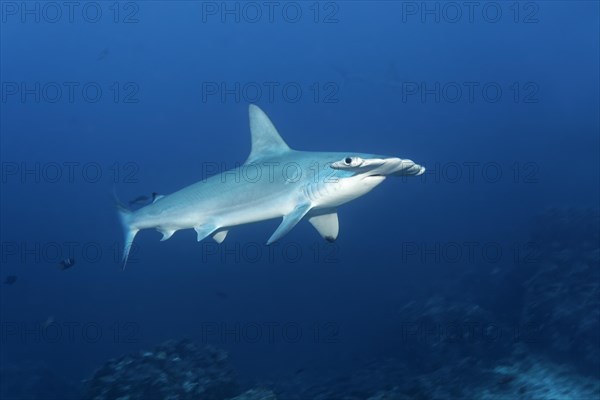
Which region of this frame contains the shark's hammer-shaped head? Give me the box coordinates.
[330,154,425,178]
[305,152,426,209]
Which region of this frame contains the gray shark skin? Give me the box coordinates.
[117,105,425,268]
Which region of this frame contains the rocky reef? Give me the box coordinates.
[82,339,279,400]
[83,339,239,400]
[229,388,277,400]
[522,208,600,373]
[393,295,515,372]
[355,355,600,400]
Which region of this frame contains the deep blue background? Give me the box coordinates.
[1,0,598,387]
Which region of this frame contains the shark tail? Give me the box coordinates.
[114,188,139,270]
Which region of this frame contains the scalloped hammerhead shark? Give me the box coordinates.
[117,105,425,268]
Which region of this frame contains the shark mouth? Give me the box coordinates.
[332,157,425,177]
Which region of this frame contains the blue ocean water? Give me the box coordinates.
[1,1,599,399]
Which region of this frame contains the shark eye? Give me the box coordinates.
[332,156,364,169]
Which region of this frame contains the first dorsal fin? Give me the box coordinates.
[246,104,290,163]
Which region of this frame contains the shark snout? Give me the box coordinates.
[330,156,425,177]
[370,157,426,177]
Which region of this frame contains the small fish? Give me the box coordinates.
[216,291,228,299]
[294,368,304,375]
[59,258,75,270]
[4,275,17,285]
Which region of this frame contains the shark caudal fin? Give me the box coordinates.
[114,189,139,269]
[117,207,139,269]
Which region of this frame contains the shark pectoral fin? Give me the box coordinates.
[212,230,228,243]
[158,228,177,241]
[308,209,339,242]
[194,225,217,242]
[267,203,312,245]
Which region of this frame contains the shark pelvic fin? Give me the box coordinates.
[267,203,312,245]
[308,209,339,242]
[159,228,176,241]
[247,104,291,162]
[194,225,217,242]
[212,230,228,243]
